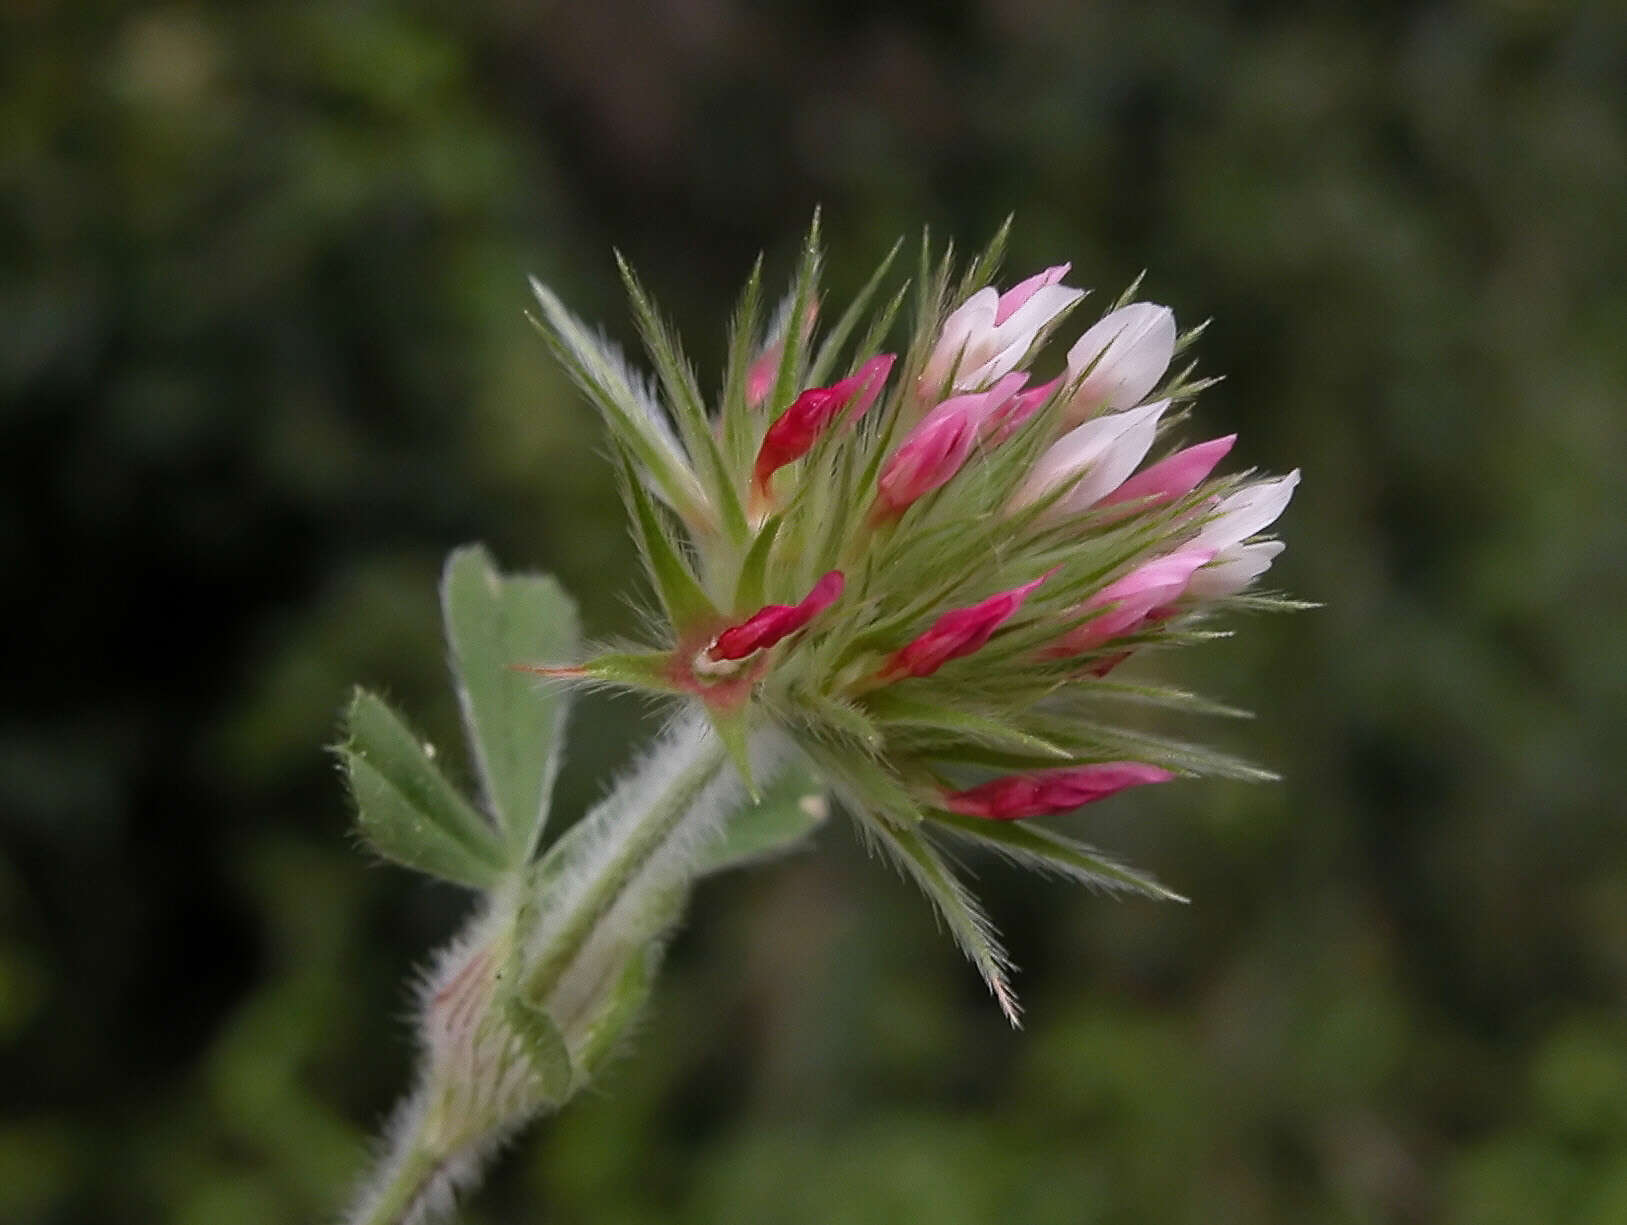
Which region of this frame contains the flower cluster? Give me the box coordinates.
[528,224,1299,1020]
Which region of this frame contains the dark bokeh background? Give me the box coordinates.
[5,2,1626,1222]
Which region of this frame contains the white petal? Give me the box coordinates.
[1066,302,1177,416]
[1016,400,1169,510]
[920,289,998,393]
[956,284,1084,389]
[1191,470,1301,553]
[1185,541,1286,598]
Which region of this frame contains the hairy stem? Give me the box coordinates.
[341,716,742,1225]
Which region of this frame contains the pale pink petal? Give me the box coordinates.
[1098,434,1236,509]
[993,263,1070,325]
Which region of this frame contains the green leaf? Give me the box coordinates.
[502,997,574,1104]
[616,447,721,633]
[859,813,1020,1026]
[341,690,507,888]
[697,765,828,874]
[930,811,1187,902]
[442,546,579,864]
[342,755,499,888]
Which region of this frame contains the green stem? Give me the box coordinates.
[523,721,729,1002]
[347,1111,439,1225]
[341,717,736,1225]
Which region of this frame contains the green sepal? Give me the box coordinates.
[441,545,579,864]
[526,278,710,528]
[720,253,766,470]
[768,211,823,416]
[501,997,575,1104]
[857,811,1019,1027]
[697,764,827,874]
[707,706,758,799]
[340,690,507,888]
[799,734,921,828]
[733,515,782,613]
[565,649,681,696]
[574,939,662,1081]
[791,688,884,752]
[863,692,1072,761]
[806,237,902,388]
[615,252,750,544]
[930,811,1187,902]
[616,447,721,633]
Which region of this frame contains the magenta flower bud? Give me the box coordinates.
[942,762,1175,820]
[705,570,845,664]
[1051,549,1213,655]
[984,376,1064,444]
[754,355,896,496]
[1097,434,1237,510]
[875,373,1029,517]
[920,266,1084,395]
[882,573,1048,680]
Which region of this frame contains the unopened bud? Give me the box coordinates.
[943,762,1174,820]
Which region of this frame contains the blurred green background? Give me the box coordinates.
[4,1,1626,1222]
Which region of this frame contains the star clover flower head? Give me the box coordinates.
[528,220,1303,1022]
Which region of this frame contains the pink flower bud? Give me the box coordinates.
[875,373,1029,517]
[705,570,845,663]
[753,355,896,495]
[1063,302,1177,424]
[881,573,1048,680]
[920,267,1084,395]
[1097,434,1236,510]
[984,376,1063,444]
[1051,549,1213,655]
[1015,400,1170,514]
[943,762,1175,820]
